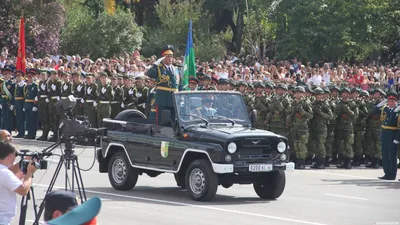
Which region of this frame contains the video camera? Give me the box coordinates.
[17,150,52,174]
[55,95,107,141]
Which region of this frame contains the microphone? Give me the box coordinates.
[173,63,183,68]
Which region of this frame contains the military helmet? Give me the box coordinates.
[253,82,265,88]
[373,88,385,96]
[351,87,360,93]
[359,90,369,97]
[313,87,324,95]
[323,87,331,94]
[340,87,351,94]
[294,86,306,93]
[276,83,288,90]
[330,85,340,92]
[238,80,248,87]
[264,81,274,89]
[288,84,295,91]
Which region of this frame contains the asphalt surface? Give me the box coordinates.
[9,135,400,225]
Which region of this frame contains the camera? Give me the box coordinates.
[17,150,50,174]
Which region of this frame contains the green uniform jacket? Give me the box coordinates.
[147,63,178,107]
[97,84,114,102]
[61,81,73,98]
[84,83,99,101]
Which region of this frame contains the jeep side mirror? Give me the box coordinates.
[249,110,258,127]
[161,109,172,126]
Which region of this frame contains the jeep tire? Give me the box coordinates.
[108,151,139,191]
[185,159,218,201]
[253,170,286,199]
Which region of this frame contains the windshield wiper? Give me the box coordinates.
[211,115,235,126]
[181,113,209,126]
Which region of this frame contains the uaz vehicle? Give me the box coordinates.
[97,91,294,201]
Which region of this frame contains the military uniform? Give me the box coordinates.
[352,90,369,166]
[111,78,124,119]
[37,71,50,141]
[72,75,85,116]
[60,74,73,101]
[24,69,39,139]
[146,45,178,124]
[1,68,15,133]
[374,92,399,180]
[47,74,63,141]
[97,75,114,128]
[335,88,359,169]
[13,71,26,138]
[135,85,149,115]
[123,84,137,109]
[266,84,291,139]
[83,76,99,128]
[147,87,156,119]
[286,86,313,169]
[309,88,333,169]
[253,82,268,129]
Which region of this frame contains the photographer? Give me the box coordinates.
[0,142,37,225]
[0,129,13,143]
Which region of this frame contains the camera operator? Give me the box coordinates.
[0,129,13,143]
[0,142,38,225]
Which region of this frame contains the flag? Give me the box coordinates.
[183,20,196,87]
[16,17,26,73]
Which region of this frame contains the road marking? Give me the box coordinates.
[325,193,369,201]
[34,184,326,225]
[301,170,376,179]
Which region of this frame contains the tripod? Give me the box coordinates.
[33,139,87,225]
[19,186,38,225]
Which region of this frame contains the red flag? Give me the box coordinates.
[16,17,26,73]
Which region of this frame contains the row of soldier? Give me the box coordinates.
[0,67,154,142]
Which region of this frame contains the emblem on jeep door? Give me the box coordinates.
[161,141,169,158]
[252,140,261,145]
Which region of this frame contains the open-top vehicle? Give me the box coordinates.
[97,91,294,201]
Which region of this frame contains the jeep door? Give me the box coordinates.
[148,125,179,170]
[125,122,150,166]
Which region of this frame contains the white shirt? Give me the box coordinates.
[323,72,330,85]
[0,164,22,225]
[312,75,322,86]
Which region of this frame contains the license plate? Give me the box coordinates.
[249,164,273,172]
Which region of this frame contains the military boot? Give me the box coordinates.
[366,158,380,169]
[295,159,306,169]
[311,157,325,169]
[344,158,352,169]
[325,156,331,167]
[361,155,369,165]
[305,157,313,166]
[336,158,348,169]
[351,156,361,167]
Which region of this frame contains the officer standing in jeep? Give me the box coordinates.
[146,45,179,123]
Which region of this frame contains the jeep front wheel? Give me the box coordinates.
[108,151,138,191]
[253,171,286,199]
[185,159,218,201]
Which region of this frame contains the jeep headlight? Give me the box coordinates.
[277,141,286,153]
[227,142,237,154]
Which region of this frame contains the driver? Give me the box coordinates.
[194,97,217,117]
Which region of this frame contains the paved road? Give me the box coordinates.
[9,138,400,225]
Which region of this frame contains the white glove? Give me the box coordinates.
[121,102,125,108]
[394,105,400,112]
[56,96,60,101]
[9,105,14,111]
[128,89,134,95]
[34,96,38,102]
[0,104,2,109]
[63,84,68,91]
[154,57,165,65]
[45,98,49,103]
[87,87,92,95]
[377,99,388,107]
[23,108,25,112]
[41,83,46,90]
[51,84,56,91]
[81,98,85,104]
[93,102,98,107]
[101,87,106,94]
[77,85,82,92]
[142,103,146,109]
[32,107,38,112]
[394,140,399,144]
[136,92,142,98]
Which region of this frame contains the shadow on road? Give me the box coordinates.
[82,186,273,206]
[321,179,400,190]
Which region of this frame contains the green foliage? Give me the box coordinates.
[61,5,143,59]
[141,0,228,60]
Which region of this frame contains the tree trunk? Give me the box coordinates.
[235,2,245,55]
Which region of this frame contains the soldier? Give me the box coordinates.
[122,76,137,109]
[266,84,291,138]
[47,70,63,142]
[82,73,98,128]
[1,67,15,133]
[110,76,123,119]
[135,76,148,114]
[60,72,73,100]
[198,75,216,91]
[71,72,85,116]
[184,77,198,91]
[374,92,399,180]
[24,69,39,139]
[309,87,333,169]
[328,85,341,165]
[253,82,268,129]
[146,45,179,124]
[336,88,359,169]
[365,89,385,168]
[238,81,254,113]
[36,70,50,141]
[13,70,26,138]
[147,78,157,119]
[96,72,114,128]
[352,89,369,166]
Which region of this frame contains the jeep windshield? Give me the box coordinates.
[174,91,251,127]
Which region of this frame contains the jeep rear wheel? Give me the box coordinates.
[108,151,138,191]
[253,171,286,199]
[185,159,218,201]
